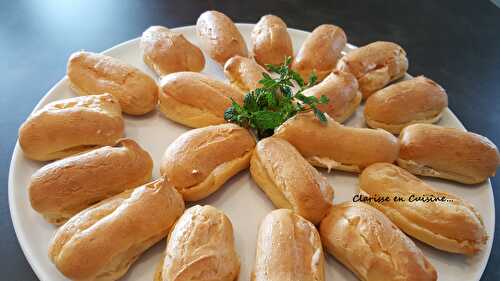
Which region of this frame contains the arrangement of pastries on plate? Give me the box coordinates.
[17,9,499,281]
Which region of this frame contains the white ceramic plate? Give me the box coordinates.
[9,24,495,281]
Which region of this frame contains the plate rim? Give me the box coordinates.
[8,23,495,281]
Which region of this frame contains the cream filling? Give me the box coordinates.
[307,156,361,173]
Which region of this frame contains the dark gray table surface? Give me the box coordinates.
[1,0,499,280]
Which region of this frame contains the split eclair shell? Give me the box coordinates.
[398,124,499,184]
[141,25,205,76]
[337,41,408,99]
[303,70,362,123]
[364,76,448,134]
[251,14,293,67]
[224,55,268,92]
[67,51,159,115]
[291,24,347,82]
[49,178,185,281]
[159,72,244,128]
[360,163,488,254]
[18,93,124,161]
[160,123,256,201]
[154,205,240,281]
[250,137,334,224]
[319,202,437,281]
[274,112,399,173]
[29,138,153,225]
[196,10,248,65]
[252,209,325,281]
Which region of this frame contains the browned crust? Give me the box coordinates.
[18,94,124,161]
[67,51,159,115]
[158,205,240,281]
[251,14,293,66]
[337,41,408,99]
[49,178,185,281]
[252,209,324,281]
[364,76,448,133]
[360,163,488,255]
[158,71,244,128]
[274,112,399,172]
[160,123,256,201]
[250,137,334,224]
[141,25,205,76]
[304,70,361,123]
[398,124,500,184]
[319,202,437,281]
[196,10,248,65]
[223,55,268,92]
[291,24,347,82]
[29,138,153,224]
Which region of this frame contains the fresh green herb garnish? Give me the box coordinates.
[224,56,329,139]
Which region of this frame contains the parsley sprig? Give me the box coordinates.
[224,56,329,139]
